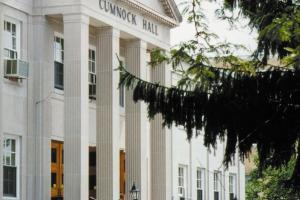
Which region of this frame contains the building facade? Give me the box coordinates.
[0,0,244,200]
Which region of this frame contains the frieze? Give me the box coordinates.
[99,0,159,36]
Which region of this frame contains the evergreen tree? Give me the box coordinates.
[119,0,300,189]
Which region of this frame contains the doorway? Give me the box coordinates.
[51,141,64,200]
[120,150,126,200]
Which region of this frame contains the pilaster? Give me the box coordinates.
[63,14,90,200]
[26,15,53,200]
[0,4,3,199]
[96,26,120,200]
[125,39,148,200]
[150,61,172,200]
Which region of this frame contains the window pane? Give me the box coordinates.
[12,24,16,35]
[11,140,15,152]
[197,190,203,200]
[3,166,17,197]
[6,139,11,149]
[51,148,57,163]
[54,62,64,90]
[7,22,11,32]
[51,173,57,188]
[214,192,219,200]
[10,51,16,59]
[12,37,16,50]
[92,50,95,60]
[89,151,96,167]
[6,155,10,166]
[11,153,15,166]
[89,175,96,190]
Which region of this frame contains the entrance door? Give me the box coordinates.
[51,141,64,199]
[120,150,126,200]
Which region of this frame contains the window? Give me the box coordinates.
[89,49,96,99]
[229,174,237,200]
[3,20,18,59]
[54,36,64,90]
[3,136,19,198]
[197,168,205,200]
[214,171,221,200]
[178,166,186,200]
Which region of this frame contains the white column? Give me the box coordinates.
[26,16,53,200]
[0,4,3,199]
[63,14,89,200]
[125,39,148,200]
[96,26,120,200]
[150,62,172,200]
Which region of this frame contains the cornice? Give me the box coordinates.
[119,0,180,27]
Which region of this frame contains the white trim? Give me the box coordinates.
[178,165,187,199]
[2,134,20,200]
[229,173,237,200]
[53,33,64,91]
[3,16,21,60]
[51,135,64,142]
[196,167,205,200]
[213,170,222,200]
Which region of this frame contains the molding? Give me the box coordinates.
[119,0,180,27]
[63,13,90,25]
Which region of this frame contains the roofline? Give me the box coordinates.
[168,0,183,23]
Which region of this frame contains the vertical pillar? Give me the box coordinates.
[96,27,120,200]
[150,62,172,200]
[125,39,148,200]
[0,4,3,199]
[63,14,89,200]
[26,16,53,200]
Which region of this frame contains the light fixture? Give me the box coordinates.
[130,182,140,200]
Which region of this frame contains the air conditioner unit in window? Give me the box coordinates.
[4,59,29,79]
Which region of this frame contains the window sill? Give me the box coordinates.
[54,88,64,95]
[120,106,125,116]
[3,196,19,200]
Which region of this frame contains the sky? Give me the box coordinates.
[171,0,258,55]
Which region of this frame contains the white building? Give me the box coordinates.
[0,0,244,200]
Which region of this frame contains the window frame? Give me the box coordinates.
[54,32,64,91]
[3,17,20,60]
[196,168,205,200]
[88,46,96,99]
[229,173,237,200]
[213,171,221,200]
[178,165,187,199]
[2,134,20,199]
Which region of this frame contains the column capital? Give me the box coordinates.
[96,26,120,38]
[63,13,89,25]
[125,39,147,50]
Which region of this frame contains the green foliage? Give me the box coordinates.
[224,0,300,64]
[119,0,300,190]
[246,158,300,200]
